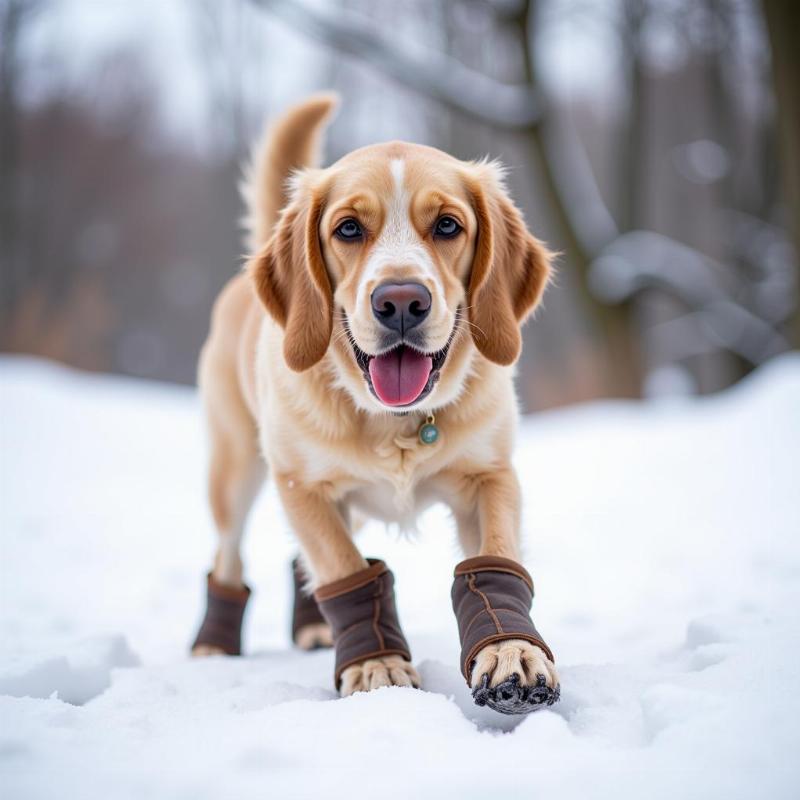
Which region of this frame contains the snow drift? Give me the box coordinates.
[1,354,799,799]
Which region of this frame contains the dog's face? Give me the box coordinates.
[251,142,551,413]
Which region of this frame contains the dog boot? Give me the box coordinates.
[291,556,333,649]
[452,555,559,714]
[191,573,250,656]
[314,559,412,690]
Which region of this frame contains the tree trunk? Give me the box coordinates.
[762,0,800,347]
[0,0,24,320]
[519,1,642,396]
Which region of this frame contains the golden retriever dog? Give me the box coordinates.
[192,93,558,710]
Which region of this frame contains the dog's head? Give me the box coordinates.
[250,142,552,412]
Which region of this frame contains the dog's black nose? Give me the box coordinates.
[371,283,431,332]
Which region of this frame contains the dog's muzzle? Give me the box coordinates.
[346,310,459,408]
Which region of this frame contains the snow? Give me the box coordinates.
[1,354,799,799]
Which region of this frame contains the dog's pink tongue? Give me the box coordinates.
[369,348,433,406]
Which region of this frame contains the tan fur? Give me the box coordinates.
[194,94,558,695]
[241,93,338,252]
[339,655,421,695]
[471,641,556,689]
[294,623,334,651]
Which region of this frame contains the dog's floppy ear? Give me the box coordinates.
[248,180,332,371]
[465,165,553,366]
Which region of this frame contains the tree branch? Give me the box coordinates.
[249,0,789,367]
[250,0,542,129]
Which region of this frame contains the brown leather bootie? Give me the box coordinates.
[314,559,412,690]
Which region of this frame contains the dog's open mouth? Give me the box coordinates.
[348,329,455,408]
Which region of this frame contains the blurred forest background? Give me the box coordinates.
[1,0,797,411]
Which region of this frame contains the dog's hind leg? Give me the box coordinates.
[191,431,263,657]
[206,424,264,591]
[191,440,263,657]
[191,290,265,656]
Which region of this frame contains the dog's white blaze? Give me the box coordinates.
[389,157,405,194]
[357,158,442,309]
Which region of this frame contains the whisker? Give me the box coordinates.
[458,319,487,339]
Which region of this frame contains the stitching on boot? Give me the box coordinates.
[335,621,370,647]
[461,606,527,641]
[451,558,554,683]
[335,619,371,642]
[467,573,504,633]
[453,556,534,592]
[316,561,412,689]
[372,576,385,650]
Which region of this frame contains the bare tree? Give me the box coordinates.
[249,0,794,397]
[0,0,41,319]
[251,0,642,394]
[762,0,800,345]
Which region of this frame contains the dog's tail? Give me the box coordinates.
[241,93,339,252]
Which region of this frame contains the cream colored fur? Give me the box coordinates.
[193,94,558,697]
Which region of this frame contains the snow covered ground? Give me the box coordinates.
[1,354,799,800]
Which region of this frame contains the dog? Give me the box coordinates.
[191,94,559,712]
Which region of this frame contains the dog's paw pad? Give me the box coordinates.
[526,673,560,707]
[472,671,560,715]
[469,640,560,715]
[472,673,491,707]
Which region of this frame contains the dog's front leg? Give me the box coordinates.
[453,467,560,714]
[276,474,420,695]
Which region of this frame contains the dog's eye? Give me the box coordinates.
[433,216,462,238]
[334,219,363,241]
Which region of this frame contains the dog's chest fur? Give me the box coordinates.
[257,319,514,526]
[305,413,448,517]
[348,418,444,518]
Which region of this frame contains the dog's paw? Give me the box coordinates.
[295,622,334,651]
[340,655,421,696]
[469,639,560,714]
[191,644,228,657]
